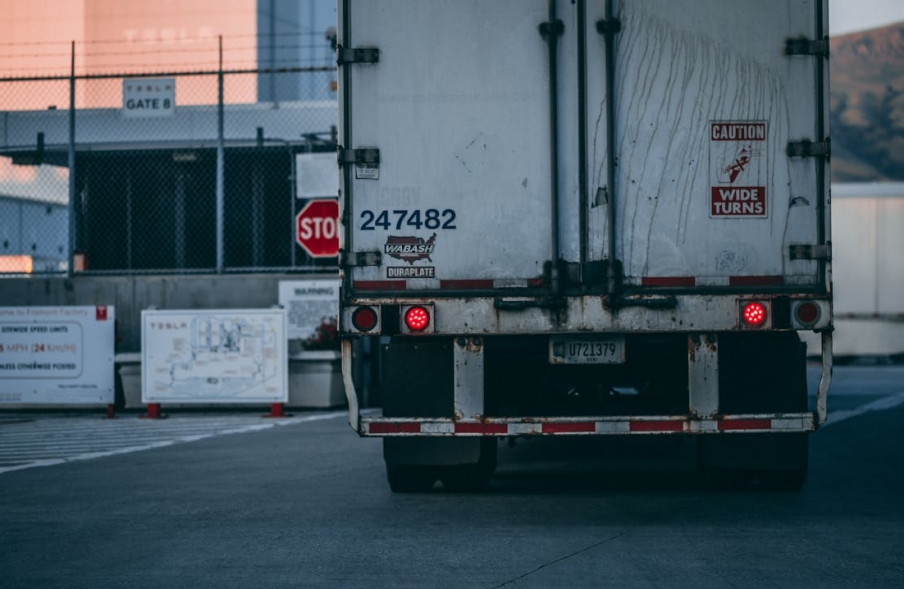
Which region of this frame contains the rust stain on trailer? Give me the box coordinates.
[688,333,717,362]
[455,336,483,353]
[687,334,698,362]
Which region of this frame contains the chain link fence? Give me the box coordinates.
[0,51,338,275]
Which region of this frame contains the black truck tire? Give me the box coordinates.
[699,432,809,491]
[700,332,810,491]
[386,464,439,493]
[383,437,490,493]
[439,439,498,492]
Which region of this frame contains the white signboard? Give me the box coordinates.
[296,153,339,199]
[142,309,287,404]
[0,306,115,404]
[122,78,175,119]
[278,279,340,341]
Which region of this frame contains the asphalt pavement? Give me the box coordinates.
[1,364,903,588]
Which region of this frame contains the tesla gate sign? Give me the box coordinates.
[296,199,339,258]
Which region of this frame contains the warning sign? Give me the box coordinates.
[709,122,767,218]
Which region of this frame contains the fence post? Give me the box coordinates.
[67,40,76,277]
[216,35,225,274]
[291,142,300,269]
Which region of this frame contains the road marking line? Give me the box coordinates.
[823,391,904,428]
[0,411,345,476]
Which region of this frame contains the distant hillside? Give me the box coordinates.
[831,22,904,182]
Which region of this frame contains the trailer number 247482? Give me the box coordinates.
[359,209,457,231]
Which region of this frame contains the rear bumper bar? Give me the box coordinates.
[359,413,816,436]
[342,331,833,436]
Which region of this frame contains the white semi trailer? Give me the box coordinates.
[337,0,833,492]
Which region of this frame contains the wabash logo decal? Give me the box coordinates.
[384,233,436,265]
[709,122,768,218]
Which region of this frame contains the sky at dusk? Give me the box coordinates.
[1,0,903,205]
[830,0,904,34]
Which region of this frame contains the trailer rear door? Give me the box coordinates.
[594,0,828,290]
[340,0,828,293]
[340,0,554,290]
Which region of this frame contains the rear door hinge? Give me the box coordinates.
[539,20,564,38]
[789,243,831,261]
[338,147,380,166]
[784,37,829,58]
[595,18,622,36]
[339,147,380,180]
[336,45,380,66]
[787,138,830,159]
[340,251,382,267]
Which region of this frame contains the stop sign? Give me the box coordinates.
[296,199,339,258]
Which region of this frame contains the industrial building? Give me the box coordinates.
[0,0,340,360]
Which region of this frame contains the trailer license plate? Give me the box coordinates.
[549,336,625,364]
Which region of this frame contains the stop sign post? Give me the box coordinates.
[296,199,339,258]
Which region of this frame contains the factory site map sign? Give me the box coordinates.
[142,309,287,404]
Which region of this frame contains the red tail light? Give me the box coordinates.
[351,306,378,332]
[404,306,430,332]
[742,301,767,327]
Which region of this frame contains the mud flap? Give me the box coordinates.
[700,331,810,489]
